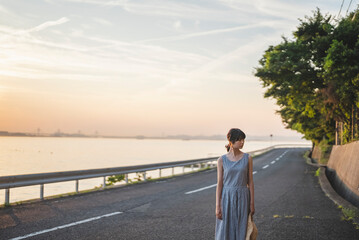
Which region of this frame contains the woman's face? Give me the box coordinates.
[232,139,245,149]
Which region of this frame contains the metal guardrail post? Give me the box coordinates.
[191,165,194,171]
[75,180,79,193]
[103,177,106,189]
[5,188,9,205]
[125,174,128,184]
[159,169,161,178]
[183,166,185,174]
[40,184,44,200]
[143,172,147,182]
[172,167,174,176]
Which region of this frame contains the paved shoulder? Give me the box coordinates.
[254,148,359,239]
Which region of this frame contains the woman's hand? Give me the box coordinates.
[250,204,255,217]
[216,205,222,220]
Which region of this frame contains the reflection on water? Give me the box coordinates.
[0,137,310,203]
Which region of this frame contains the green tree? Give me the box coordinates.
[255,9,334,144]
[322,11,359,142]
[255,8,359,145]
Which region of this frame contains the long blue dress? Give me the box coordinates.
[215,153,250,240]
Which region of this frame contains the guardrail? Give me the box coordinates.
[0,144,311,205]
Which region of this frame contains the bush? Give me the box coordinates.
[106,174,125,186]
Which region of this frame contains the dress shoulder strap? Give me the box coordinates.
[221,154,227,168]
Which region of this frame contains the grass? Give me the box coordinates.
[338,205,359,229]
[339,205,357,221]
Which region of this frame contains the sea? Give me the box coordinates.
[0,137,310,204]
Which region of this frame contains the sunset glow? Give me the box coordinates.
[0,0,344,137]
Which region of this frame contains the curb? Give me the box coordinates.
[317,167,354,209]
[303,151,359,225]
[318,167,359,225]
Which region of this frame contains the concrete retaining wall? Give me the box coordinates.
[311,144,331,163]
[311,146,322,161]
[327,141,359,207]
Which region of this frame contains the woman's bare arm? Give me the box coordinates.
[216,157,224,219]
[248,155,255,216]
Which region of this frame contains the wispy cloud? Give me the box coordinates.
[137,21,279,43]
[0,27,211,88]
[173,20,182,31]
[0,17,70,41]
[62,0,247,22]
[0,4,11,14]
[93,17,112,26]
[28,17,69,33]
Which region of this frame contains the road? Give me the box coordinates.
[1,148,358,239]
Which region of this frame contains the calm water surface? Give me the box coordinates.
[0,137,310,203]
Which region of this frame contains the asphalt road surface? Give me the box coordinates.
[1,148,358,239]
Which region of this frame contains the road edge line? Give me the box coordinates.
[9,212,123,240]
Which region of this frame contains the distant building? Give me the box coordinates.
[0,131,9,136]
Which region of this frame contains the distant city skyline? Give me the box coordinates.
[0,0,349,138]
[0,129,310,142]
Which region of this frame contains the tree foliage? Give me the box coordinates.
[255,8,359,145]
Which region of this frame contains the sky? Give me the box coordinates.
[0,0,355,138]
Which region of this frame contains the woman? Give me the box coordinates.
[215,128,255,240]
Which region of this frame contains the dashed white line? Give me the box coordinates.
[271,161,276,164]
[262,165,269,169]
[185,183,217,194]
[276,158,280,161]
[10,211,123,240]
[186,169,261,195]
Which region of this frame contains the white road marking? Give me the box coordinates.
[262,165,269,169]
[253,171,257,175]
[10,212,123,240]
[271,161,275,164]
[276,158,280,161]
[185,183,217,194]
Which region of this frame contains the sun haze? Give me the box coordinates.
[0,0,343,137]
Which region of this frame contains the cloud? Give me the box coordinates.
[173,20,181,30]
[93,17,112,26]
[0,4,11,14]
[137,21,280,43]
[0,27,211,87]
[220,0,305,21]
[62,0,244,22]
[149,34,276,97]
[218,0,259,13]
[28,17,70,33]
[0,17,70,42]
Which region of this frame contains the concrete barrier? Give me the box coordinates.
[326,141,359,207]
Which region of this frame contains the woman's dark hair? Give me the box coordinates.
[225,128,246,152]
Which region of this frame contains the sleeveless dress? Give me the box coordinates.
[215,153,250,240]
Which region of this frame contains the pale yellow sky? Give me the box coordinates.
[0,0,343,137]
